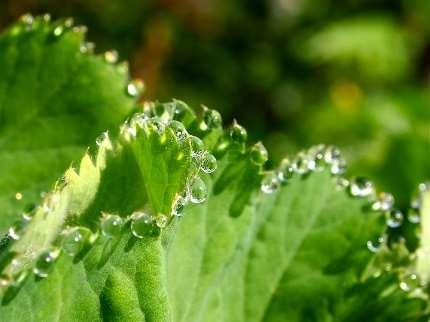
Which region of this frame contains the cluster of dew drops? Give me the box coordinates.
[0,101,223,290]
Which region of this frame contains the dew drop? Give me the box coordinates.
[367,236,385,252]
[127,79,144,97]
[277,158,294,183]
[130,112,149,128]
[399,273,420,292]
[408,208,420,224]
[386,210,404,228]
[172,99,188,121]
[187,176,208,204]
[80,42,95,54]
[172,196,187,217]
[95,131,110,147]
[104,50,118,64]
[250,142,268,166]
[15,192,22,200]
[155,214,168,228]
[371,192,394,212]
[120,122,137,141]
[293,152,310,175]
[20,14,34,29]
[202,107,222,130]
[33,248,60,278]
[61,227,94,256]
[324,146,342,163]
[0,274,12,289]
[130,212,161,238]
[190,135,205,155]
[42,14,51,23]
[147,118,165,135]
[199,152,217,174]
[349,177,374,198]
[261,172,280,194]
[53,25,64,37]
[100,213,124,238]
[169,120,188,141]
[229,120,247,144]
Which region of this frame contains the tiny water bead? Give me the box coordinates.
[277,158,294,183]
[187,176,208,204]
[386,210,404,228]
[202,107,222,130]
[100,213,124,237]
[120,122,137,141]
[80,42,95,54]
[61,227,94,256]
[33,249,60,278]
[127,79,145,97]
[172,196,187,217]
[229,120,247,144]
[130,212,161,238]
[95,131,110,147]
[199,152,217,174]
[371,192,394,212]
[349,177,374,198]
[155,214,168,228]
[399,273,421,292]
[104,50,119,64]
[169,120,188,142]
[408,208,420,224]
[250,142,268,166]
[293,152,310,175]
[20,13,34,26]
[367,236,385,253]
[261,172,280,194]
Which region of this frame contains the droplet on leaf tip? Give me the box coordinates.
[130,212,161,238]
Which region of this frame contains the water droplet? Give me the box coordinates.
[80,42,95,54]
[261,172,280,194]
[250,142,268,166]
[20,14,34,29]
[155,214,168,228]
[15,192,22,200]
[324,146,342,163]
[130,113,149,128]
[8,224,23,241]
[386,210,404,228]
[130,212,161,238]
[199,152,217,174]
[399,273,421,292]
[42,14,51,23]
[349,177,374,198]
[95,131,110,147]
[408,208,420,224]
[293,152,310,175]
[61,227,94,256]
[371,192,394,212]
[169,120,188,141]
[189,135,204,154]
[187,176,208,204]
[229,120,247,144]
[171,99,189,121]
[42,192,60,213]
[202,107,222,130]
[120,122,137,141]
[53,25,64,37]
[104,50,118,64]
[147,118,165,135]
[33,249,60,278]
[172,196,187,217]
[277,158,294,183]
[100,213,124,237]
[0,274,12,288]
[127,79,144,97]
[367,236,385,252]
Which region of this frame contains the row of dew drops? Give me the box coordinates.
[0,101,224,290]
[18,13,142,98]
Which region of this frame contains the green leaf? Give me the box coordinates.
[0,16,427,322]
[0,15,136,232]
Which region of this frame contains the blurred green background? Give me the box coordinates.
[0,0,429,208]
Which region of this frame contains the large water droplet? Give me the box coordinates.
[229,120,247,144]
[190,136,205,155]
[130,212,161,238]
[250,142,268,166]
[33,249,60,278]
[386,210,404,228]
[202,107,222,130]
[127,79,144,97]
[371,192,394,212]
[100,213,124,238]
[349,177,374,198]
[187,176,208,204]
[199,152,217,174]
[172,195,187,217]
[277,158,294,183]
[169,120,188,142]
[261,173,280,194]
[61,227,94,256]
[104,50,118,64]
[367,236,385,252]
